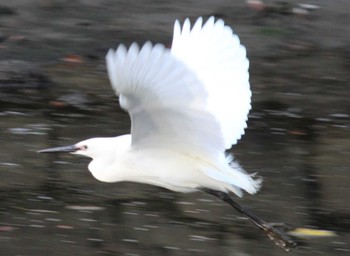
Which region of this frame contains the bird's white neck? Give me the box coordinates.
[85,134,132,182]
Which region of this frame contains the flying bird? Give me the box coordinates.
[39,16,296,250]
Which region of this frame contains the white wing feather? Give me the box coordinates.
[106,42,224,159]
[171,17,251,148]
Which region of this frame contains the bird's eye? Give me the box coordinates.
[80,145,88,150]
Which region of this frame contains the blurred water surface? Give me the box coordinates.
[1,0,350,255]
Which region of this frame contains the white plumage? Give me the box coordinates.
[43,16,261,197]
[103,16,260,196]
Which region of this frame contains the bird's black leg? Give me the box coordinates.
[199,187,297,251]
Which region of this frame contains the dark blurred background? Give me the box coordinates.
[0,0,349,255]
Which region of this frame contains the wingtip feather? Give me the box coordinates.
[192,16,203,32]
[182,18,191,35]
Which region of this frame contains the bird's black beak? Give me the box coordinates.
[38,145,79,154]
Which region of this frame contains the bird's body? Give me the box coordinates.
[83,135,257,195]
[67,16,261,197]
[39,16,296,250]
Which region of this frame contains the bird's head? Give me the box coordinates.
[39,135,131,159]
[39,135,131,183]
[38,137,118,159]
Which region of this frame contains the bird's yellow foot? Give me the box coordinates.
[260,222,297,251]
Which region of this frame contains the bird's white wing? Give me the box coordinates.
[171,17,251,148]
[106,42,224,159]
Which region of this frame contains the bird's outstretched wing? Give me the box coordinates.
[171,17,251,148]
[106,42,224,159]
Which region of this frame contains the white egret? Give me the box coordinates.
[39,16,296,250]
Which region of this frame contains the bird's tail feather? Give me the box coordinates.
[201,155,262,197]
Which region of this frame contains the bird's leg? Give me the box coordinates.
[199,188,297,251]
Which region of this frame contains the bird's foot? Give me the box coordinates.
[260,222,297,251]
